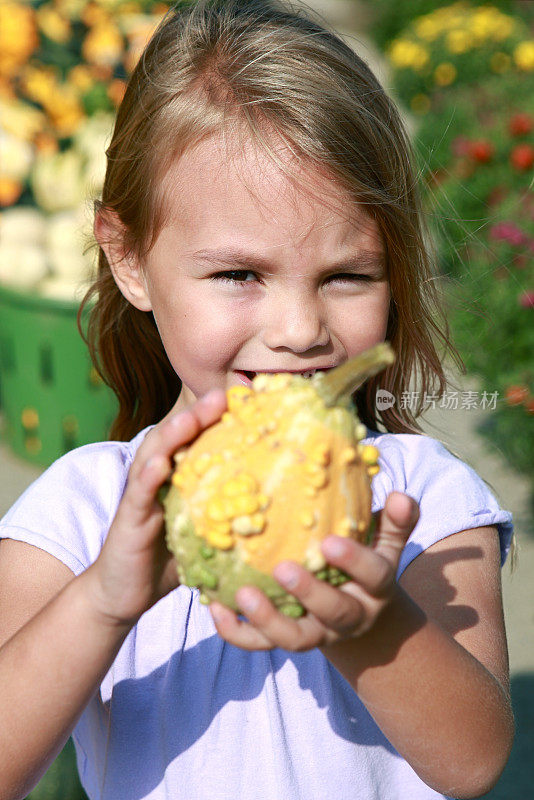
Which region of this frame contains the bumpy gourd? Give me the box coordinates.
[163,343,394,616]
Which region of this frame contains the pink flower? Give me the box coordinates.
[519,291,534,308]
[452,136,471,157]
[489,222,526,246]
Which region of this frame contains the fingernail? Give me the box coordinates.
[323,537,347,558]
[237,589,259,613]
[273,563,299,589]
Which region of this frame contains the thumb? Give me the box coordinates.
[372,492,419,568]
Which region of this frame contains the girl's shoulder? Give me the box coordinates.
[6,424,152,510]
[364,427,494,491]
[363,429,514,574]
[0,427,154,574]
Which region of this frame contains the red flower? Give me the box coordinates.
[511,144,534,171]
[519,290,534,308]
[469,140,494,163]
[509,113,534,137]
[505,385,529,405]
[525,398,534,415]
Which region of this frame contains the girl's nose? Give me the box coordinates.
[261,291,330,353]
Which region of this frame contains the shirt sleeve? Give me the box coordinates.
[0,440,134,576]
[364,432,514,579]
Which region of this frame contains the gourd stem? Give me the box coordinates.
[312,343,395,408]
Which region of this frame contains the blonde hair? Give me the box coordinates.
[81,0,462,440]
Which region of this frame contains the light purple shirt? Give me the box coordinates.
[0,428,513,800]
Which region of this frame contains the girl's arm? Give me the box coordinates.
[321,524,513,798]
[210,494,514,799]
[0,544,133,800]
[0,390,227,800]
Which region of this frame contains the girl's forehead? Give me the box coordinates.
[161,133,379,242]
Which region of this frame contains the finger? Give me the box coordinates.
[231,586,327,651]
[209,601,277,650]
[273,559,368,635]
[128,409,200,482]
[191,388,228,428]
[121,390,225,524]
[371,492,419,567]
[130,389,227,481]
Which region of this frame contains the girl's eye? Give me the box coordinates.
[329,273,373,283]
[210,270,257,284]
[209,270,374,286]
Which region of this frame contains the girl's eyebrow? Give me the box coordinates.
[191,247,385,273]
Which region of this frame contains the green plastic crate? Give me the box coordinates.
[0,284,118,467]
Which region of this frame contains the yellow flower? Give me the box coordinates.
[21,65,60,107]
[36,5,71,44]
[54,0,87,21]
[514,41,534,72]
[410,94,431,115]
[0,0,39,78]
[444,12,468,32]
[446,28,473,54]
[23,67,85,138]
[388,39,429,70]
[469,8,500,40]
[82,21,124,67]
[490,52,511,74]
[490,15,515,42]
[0,96,46,141]
[115,1,143,15]
[121,12,165,73]
[414,17,440,42]
[434,62,457,87]
[69,64,95,92]
[82,2,110,27]
[95,0,132,10]
[44,85,85,138]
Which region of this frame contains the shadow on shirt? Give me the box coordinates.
[78,541,485,798]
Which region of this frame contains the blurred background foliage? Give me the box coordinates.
[364,0,534,488]
[0,0,179,301]
[366,0,534,50]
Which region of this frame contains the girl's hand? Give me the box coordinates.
[86,389,228,629]
[209,491,420,650]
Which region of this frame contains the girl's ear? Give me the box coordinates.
[93,208,153,312]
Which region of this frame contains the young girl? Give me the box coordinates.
[0,1,514,798]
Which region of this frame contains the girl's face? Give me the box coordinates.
[115,135,390,410]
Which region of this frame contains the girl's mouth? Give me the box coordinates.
[234,368,332,387]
